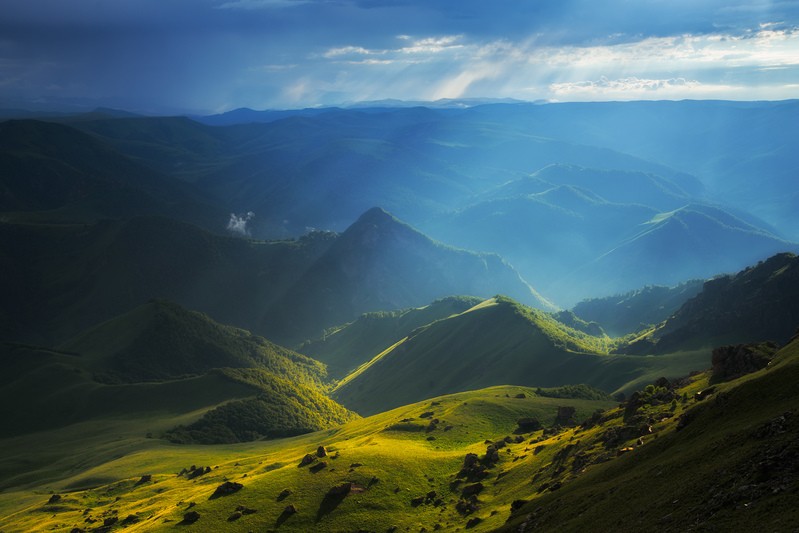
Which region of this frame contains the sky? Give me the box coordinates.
[1,0,798,113]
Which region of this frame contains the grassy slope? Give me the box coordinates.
[333,297,707,415]
[500,333,799,532]
[1,301,359,449]
[0,385,613,532]
[299,295,484,379]
[2,337,796,532]
[59,299,329,384]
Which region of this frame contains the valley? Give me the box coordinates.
[1,100,798,532]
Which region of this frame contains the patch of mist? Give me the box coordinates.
[227,211,254,236]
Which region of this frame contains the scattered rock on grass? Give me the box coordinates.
[210,481,243,498]
[461,483,484,497]
[327,482,352,497]
[182,510,200,524]
[310,461,328,473]
[466,517,483,528]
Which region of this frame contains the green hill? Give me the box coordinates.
[299,296,484,379]
[332,297,704,415]
[502,331,799,532]
[0,301,357,445]
[624,252,799,353]
[60,299,328,384]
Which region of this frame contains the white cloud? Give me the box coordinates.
[320,34,464,64]
[216,0,310,9]
[227,212,255,236]
[550,76,701,96]
[264,26,799,107]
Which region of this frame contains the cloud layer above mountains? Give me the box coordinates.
[1,0,798,112]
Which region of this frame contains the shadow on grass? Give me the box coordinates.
[315,491,348,522]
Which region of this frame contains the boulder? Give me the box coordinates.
[461,483,484,497]
[299,454,316,467]
[327,482,352,497]
[310,461,328,473]
[316,445,327,458]
[211,481,243,498]
[182,511,200,524]
[466,517,483,528]
[556,406,577,425]
[516,417,542,432]
[283,504,298,515]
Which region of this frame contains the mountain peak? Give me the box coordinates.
[353,206,398,226]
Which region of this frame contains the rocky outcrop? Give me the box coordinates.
[712,343,778,382]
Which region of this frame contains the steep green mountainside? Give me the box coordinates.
[502,332,799,532]
[625,252,799,354]
[332,297,703,415]
[263,208,553,344]
[299,296,484,379]
[571,280,704,336]
[0,120,224,229]
[59,299,328,383]
[0,300,357,445]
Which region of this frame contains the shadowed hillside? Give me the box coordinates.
[0,300,357,444]
[299,296,484,379]
[625,252,799,353]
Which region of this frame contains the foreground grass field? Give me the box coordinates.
[0,386,613,532]
[2,334,798,532]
